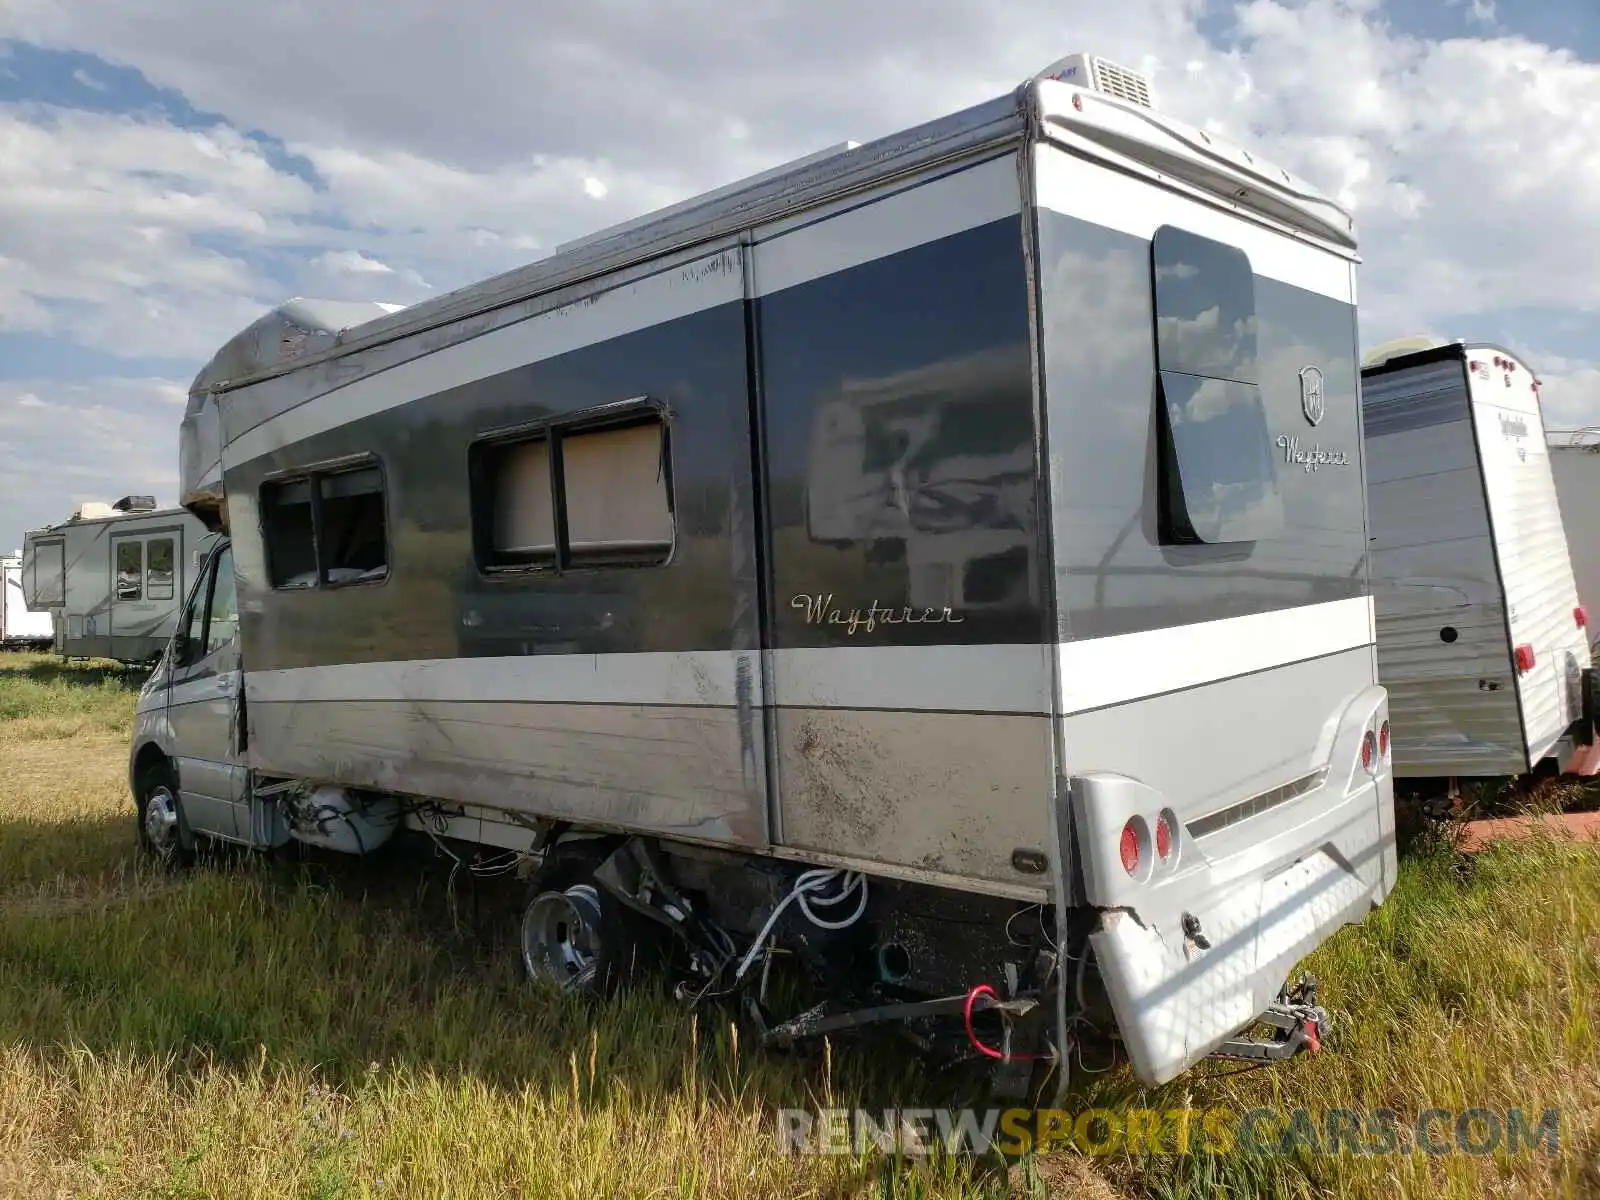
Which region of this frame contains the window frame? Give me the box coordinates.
[469,396,677,578]
[146,536,176,602]
[1148,222,1283,548]
[259,453,393,592]
[114,539,144,603]
[177,545,226,671]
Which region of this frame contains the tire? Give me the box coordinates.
[135,760,195,869]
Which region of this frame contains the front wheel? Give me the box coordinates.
[136,763,194,869]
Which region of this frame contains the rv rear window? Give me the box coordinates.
[1150,224,1284,545]
[473,409,673,573]
[262,462,390,589]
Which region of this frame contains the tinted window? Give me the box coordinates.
[263,478,317,587]
[147,537,175,601]
[1152,225,1258,383]
[262,464,388,588]
[115,541,143,601]
[318,467,389,583]
[1151,225,1282,546]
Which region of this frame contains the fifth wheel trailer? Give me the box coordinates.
[1360,339,1598,784]
[130,51,1396,1091]
[20,497,212,665]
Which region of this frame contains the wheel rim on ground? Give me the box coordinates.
[144,785,181,858]
[521,884,604,991]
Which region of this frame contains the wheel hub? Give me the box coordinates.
[521,884,604,991]
[144,787,179,854]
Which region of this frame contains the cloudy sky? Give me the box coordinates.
[2,0,1599,546]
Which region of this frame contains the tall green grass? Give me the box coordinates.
[0,653,1596,1197]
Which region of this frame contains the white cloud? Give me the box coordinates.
[1,0,1600,539]
[0,377,183,541]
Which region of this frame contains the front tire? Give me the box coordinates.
[136,762,195,869]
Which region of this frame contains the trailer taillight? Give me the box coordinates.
[1361,730,1376,771]
[1577,606,1589,630]
[1378,720,1390,758]
[1119,821,1140,875]
[1515,644,1536,673]
[1154,813,1173,861]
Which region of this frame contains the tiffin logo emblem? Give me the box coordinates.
[1299,365,1326,427]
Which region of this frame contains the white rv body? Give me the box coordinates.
[0,553,53,649]
[20,500,212,665]
[1361,341,1596,778]
[131,56,1395,1089]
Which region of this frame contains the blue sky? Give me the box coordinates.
[3,0,1600,545]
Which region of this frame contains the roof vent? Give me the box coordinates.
[111,495,157,513]
[1034,53,1155,109]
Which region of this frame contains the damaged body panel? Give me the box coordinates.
[131,56,1395,1090]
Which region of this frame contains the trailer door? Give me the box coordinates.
[109,527,184,656]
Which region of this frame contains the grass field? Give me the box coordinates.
[1,652,1598,1198]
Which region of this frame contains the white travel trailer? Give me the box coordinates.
[1548,428,1600,664]
[1,551,53,650]
[130,52,1396,1092]
[1361,339,1599,784]
[20,497,211,665]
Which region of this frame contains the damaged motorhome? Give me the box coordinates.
[131,52,1396,1091]
[1360,339,1600,787]
[21,497,211,664]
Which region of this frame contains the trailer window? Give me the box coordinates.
[1150,224,1283,545]
[318,467,389,584]
[475,410,673,572]
[147,537,175,601]
[262,464,389,589]
[115,541,143,601]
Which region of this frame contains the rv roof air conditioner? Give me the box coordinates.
[1361,335,1457,370]
[1033,52,1155,109]
[70,501,117,522]
[112,495,157,514]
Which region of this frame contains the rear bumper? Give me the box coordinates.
[1072,685,1396,1086]
[1088,776,1388,1084]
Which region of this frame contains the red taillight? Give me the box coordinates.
[1577,607,1589,630]
[1154,814,1173,861]
[1361,730,1376,770]
[1515,644,1536,673]
[1119,821,1140,875]
[1378,720,1390,757]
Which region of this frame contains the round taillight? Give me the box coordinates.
[1378,720,1390,757]
[1361,730,1376,770]
[1154,814,1173,861]
[1120,821,1140,875]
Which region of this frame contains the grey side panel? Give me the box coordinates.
[248,697,766,846]
[754,155,1055,888]
[1362,360,1524,776]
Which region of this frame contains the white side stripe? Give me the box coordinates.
[1056,595,1375,714]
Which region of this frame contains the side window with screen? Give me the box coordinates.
[115,541,143,601]
[472,407,674,573]
[1151,225,1284,545]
